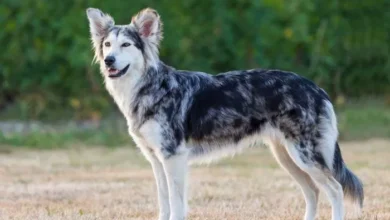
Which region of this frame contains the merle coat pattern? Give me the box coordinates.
[86,8,363,220]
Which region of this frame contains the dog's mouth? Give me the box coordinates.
[107,64,130,78]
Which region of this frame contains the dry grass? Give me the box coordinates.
[0,139,389,220]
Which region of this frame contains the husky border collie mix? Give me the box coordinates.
[86,8,363,220]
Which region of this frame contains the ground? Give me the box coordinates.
[0,139,389,220]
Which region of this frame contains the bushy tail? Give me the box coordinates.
[333,142,364,210]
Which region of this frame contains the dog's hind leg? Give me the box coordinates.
[285,142,344,220]
[270,142,319,220]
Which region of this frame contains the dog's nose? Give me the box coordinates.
[104,56,115,66]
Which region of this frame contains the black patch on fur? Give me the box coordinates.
[144,109,154,118]
[133,104,139,115]
[233,119,243,128]
[99,37,105,59]
[247,117,267,134]
[124,28,145,52]
[184,69,332,146]
[333,142,343,172]
[313,151,328,169]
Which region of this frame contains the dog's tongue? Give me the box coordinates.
[108,68,119,75]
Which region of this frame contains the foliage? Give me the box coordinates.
[0,0,389,119]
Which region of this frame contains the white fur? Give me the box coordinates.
[138,120,167,159]
[140,147,171,220]
[317,100,339,170]
[161,150,189,220]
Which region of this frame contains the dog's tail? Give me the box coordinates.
[332,142,364,211]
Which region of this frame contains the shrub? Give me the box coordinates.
[0,0,389,119]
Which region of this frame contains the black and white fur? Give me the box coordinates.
[86,8,363,220]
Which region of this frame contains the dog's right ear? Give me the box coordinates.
[86,8,114,38]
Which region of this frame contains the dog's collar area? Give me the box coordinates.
[108,64,130,78]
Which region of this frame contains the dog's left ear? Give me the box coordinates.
[131,8,163,46]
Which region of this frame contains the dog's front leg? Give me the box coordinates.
[161,151,189,220]
[140,148,171,220]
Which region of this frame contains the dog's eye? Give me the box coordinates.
[104,42,111,47]
[122,43,131,47]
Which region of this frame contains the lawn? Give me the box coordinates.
[0,139,389,220]
[1,99,390,148]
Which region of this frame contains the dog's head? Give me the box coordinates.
[86,8,163,79]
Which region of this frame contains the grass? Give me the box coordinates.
[0,119,131,148]
[0,139,389,219]
[336,99,390,140]
[0,129,131,148]
[1,99,389,148]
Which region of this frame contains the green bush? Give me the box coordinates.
[0,0,389,120]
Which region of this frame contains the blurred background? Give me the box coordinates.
[0,0,389,147]
[0,1,390,219]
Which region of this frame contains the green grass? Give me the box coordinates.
[0,127,131,149]
[336,99,390,140]
[0,99,389,148]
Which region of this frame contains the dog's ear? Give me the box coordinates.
[131,8,163,46]
[86,8,114,38]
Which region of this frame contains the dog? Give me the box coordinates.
[86,8,363,220]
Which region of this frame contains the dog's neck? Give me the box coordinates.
[103,61,170,130]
